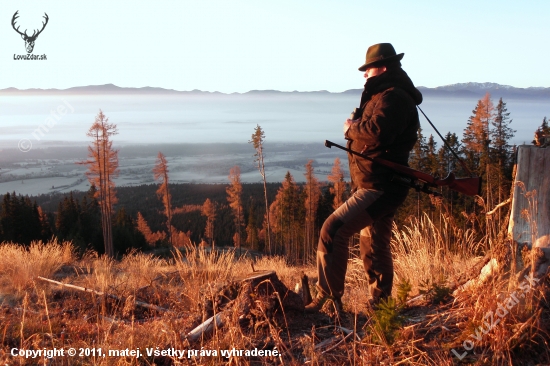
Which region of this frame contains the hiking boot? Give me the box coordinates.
[304,294,328,313]
[305,294,342,314]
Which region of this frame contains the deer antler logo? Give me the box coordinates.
[12,11,49,54]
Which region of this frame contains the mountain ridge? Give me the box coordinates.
[1,83,549,98]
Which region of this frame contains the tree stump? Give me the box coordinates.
[202,270,304,316]
[188,270,304,342]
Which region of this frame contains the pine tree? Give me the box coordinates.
[462,92,494,218]
[201,198,216,248]
[245,200,260,251]
[327,157,346,210]
[226,166,244,249]
[304,160,321,263]
[543,117,550,133]
[437,132,461,177]
[406,127,429,218]
[316,186,335,230]
[491,98,515,206]
[533,117,550,146]
[462,93,493,177]
[249,125,272,254]
[37,206,52,241]
[425,135,439,176]
[0,192,48,245]
[79,184,104,253]
[153,152,173,246]
[409,126,427,171]
[56,193,79,238]
[423,135,440,222]
[0,193,15,242]
[434,132,462,220]
[112,208,147,254]
[268,171,303,260]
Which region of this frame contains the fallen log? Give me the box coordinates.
[136,270,180,292]
[314,327,359,354]
[314,333,344,351]
[452,258,499,296]
[185,311,225,342]
[36,276,172,314]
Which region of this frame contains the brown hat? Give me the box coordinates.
[358,43,404,71]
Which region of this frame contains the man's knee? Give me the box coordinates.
[318,214,344,253]
[359,229,372,259]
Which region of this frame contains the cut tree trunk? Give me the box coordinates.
[508,145,550,274]
[454,146,550,295]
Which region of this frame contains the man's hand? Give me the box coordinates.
[343,118,359,135]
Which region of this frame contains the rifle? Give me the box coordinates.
[324,140,481,197]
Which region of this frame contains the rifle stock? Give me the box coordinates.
[445,177,481,197]
[325,140,481,196]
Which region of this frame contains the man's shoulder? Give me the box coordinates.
[379,85,411,97]
[375,86,416,105]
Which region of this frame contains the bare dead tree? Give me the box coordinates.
[249,125,272,254]
[78,110,118,257]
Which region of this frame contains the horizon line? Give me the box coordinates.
[1,82,549,95]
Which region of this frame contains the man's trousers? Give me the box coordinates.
[316,187,408,302]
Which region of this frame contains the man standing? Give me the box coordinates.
[305,43,422,312]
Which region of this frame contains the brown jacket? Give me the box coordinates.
[345,66,423,192]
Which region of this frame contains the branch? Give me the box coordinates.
[36,276,172,314]
[486,197,512,216]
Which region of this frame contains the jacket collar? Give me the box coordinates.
[359,67,423,107]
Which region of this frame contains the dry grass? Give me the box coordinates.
[0,239,74,294]
[1,211,549,365]
[391,213,483,295]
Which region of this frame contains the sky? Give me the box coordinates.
[2,0,550,93]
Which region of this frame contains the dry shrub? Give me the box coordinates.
[0,239,74,293]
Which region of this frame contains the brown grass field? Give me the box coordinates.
[1,214,549,365]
